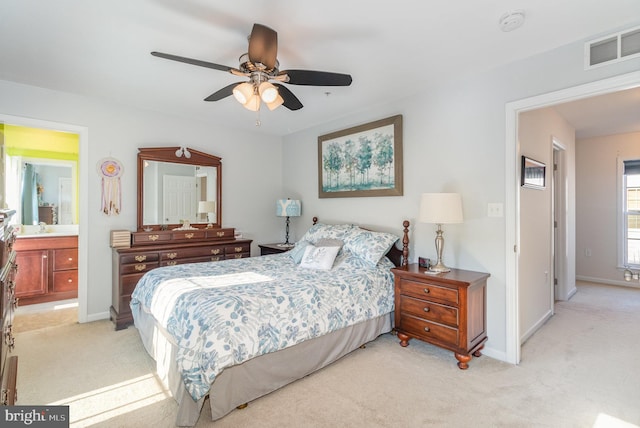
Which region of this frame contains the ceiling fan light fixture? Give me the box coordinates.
[233,82,254,105]
[242,93,261,111]
[266,94,284,111]
[259,81,278,103]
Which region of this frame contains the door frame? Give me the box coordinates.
[505,70,640,364]
[0,113,89,323]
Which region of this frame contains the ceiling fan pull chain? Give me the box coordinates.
[255,107,261,127]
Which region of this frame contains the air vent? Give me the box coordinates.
[585,25,640,69]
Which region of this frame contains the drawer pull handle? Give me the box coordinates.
[211,257,221,261]
[148,234,159,241]
[234,247,243,252]
[167,252,177,259]
[424,327,430,333]
[234,254,243,259]
[185,233,194,239]
[68,257,73,261]
[216,231,225,237]
[423,288,430,294]
[167,261,177,266]
[68,278,73,283]
[211,249,221,255]
[423,307,430,313]
[134,255,147,262]
[134,264,146,271]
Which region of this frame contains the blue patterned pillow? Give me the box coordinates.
[344,228,399,267]
[289,240,312,263]
[298,223,356,244]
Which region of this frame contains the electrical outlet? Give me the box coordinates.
[585,248,592,257]
[487,203,504,218]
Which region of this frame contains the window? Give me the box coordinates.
[623,160,640,267]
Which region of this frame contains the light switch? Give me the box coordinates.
[488,203,504,218]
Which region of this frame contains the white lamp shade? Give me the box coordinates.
[276,199,301,217]
[419,193,463,224]
[198,200,216,214]
[232,82,254,105]
[266,94,284,111]
[242,93,261,111]
[259,81,278,103]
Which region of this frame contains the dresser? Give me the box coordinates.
[0,210,18,405]
[391,264,489,369]
[111,228,252,330]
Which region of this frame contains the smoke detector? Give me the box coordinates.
[499,10,525,32]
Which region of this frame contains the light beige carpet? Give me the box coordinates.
[13,282,640,427]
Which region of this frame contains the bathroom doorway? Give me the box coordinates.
[1,115,88,323]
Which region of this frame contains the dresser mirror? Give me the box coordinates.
[137,147,222,231]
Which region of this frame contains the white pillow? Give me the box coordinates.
[299,245,341,270]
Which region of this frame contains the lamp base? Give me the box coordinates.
[277,243,295,248]
[428,262,451,273]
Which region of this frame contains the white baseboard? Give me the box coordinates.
[84,311,110,323]
[481,345,508,364]
[576,275,640,289]
[520,309,553,345]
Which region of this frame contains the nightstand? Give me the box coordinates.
[391,264,489,369]
[258,243,292,256]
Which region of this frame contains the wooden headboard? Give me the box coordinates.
[312,217,409,268]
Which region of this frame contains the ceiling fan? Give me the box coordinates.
[151,23,353,112]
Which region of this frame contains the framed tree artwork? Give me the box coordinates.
[317,114,403,198]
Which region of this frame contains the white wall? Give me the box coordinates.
[576,132,640,286]
[282,25,640,359]
[0,79,283,321]
[518,107,576,342]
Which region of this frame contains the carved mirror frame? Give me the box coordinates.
[137,147,222,231]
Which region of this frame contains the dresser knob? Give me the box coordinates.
[423,288,430,294]
[423,307,430,312]
[424,327,430,333]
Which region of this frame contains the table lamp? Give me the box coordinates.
[276,199,301,247]
[418,193,463,272]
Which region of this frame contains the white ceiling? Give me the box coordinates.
[1,0,639,137]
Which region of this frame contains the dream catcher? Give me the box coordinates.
[97,157,123,216]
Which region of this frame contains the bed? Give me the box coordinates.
[130,219,409,426]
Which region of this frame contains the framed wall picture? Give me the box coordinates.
[317,115,403,198]
[521,156,546,189]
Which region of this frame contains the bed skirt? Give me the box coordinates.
[133,305,392,427]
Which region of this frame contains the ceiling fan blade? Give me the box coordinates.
[204,82,243,102]
[247,23,278,70]
[151,51,234,73]
[274,83,303,110]
[280,69,352,86]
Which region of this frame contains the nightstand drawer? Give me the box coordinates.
[399,295,458,327]
[400,314,459,345]
[399,278,459,305]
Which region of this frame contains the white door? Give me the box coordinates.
[58,177,73,224]
[162,175,197,224]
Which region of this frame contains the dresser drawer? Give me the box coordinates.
[225,243,250,255]
[160,246,224,260]
[398,278,459,306]
[400,313,459,346]
[399,295,459,327]
[121,261,159,275]
[53,248,78,270]
[120,252,159,264]
[132,232,172,245]
[121,273,145,296]
[53,270,78,292]
[173,230,207,241]
[206,228,235,240]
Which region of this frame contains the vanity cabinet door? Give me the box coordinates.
[14,249,48,298]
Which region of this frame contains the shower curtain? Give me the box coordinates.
[21,163,39,225]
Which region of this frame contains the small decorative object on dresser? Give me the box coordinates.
[0,209,18,405]
[391,264,489,369]
[258,243,290,256]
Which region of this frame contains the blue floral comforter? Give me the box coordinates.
[130,251,395,401]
